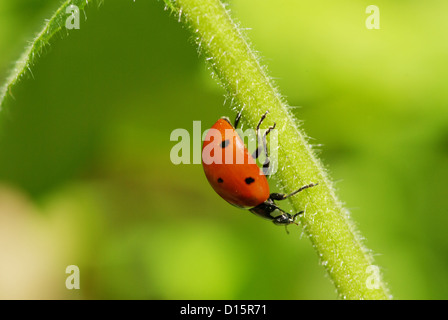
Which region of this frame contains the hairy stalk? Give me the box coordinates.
[0,0,94,112]
[164,0,391,299]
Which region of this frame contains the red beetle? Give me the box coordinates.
[202,111,317,230]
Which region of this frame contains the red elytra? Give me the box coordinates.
[202,117,270,208]
[202,111,317,230]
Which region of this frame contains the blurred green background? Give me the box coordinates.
[0,0,447,299]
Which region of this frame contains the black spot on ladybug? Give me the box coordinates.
[217,178,224,183]
[221,139,230,148]
[245,177,255,185]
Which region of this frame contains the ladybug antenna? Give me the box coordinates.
[284,216,300,235]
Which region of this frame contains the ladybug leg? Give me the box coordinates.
[252,112,276,175]
[252,111,269,159]
[269,183,318,201]
[260,123,276,175]
[270,205,302,234]
[283,211,304,234]
[234,110,243,129]
[249,199,278,220]
[252,122,276,159]
[250,200,301,227]
[252,111,269,160]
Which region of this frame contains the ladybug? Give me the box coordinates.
[202,110,317,231]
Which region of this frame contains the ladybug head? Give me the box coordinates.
[272,213,299,226]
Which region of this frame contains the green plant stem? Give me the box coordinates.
[164,0,391,299]
[0,0,93,112]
